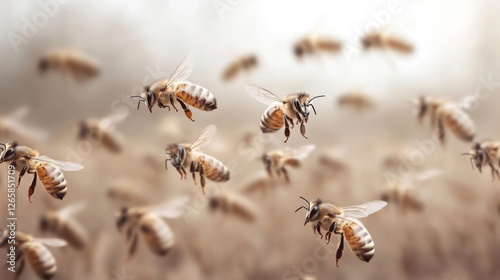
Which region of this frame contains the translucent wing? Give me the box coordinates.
[190,125,216,151]
[99,110,129,130]
[163,53,194,88]
[245,84,286,106]
[34,238,68,247]
[151,196,190,219]
[33,156,84,171]
[3,107,49,141]
[343,200,387,219]
[57,202,86,219]
[285,144,316,161]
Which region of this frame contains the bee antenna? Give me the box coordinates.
[307,95,325,105]
[130,96,144,110]
[296,196,311,212]
[308,103,318,115]
[295,206,309,213]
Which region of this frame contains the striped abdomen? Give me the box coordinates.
[199,154,230,182]
[439,105,475,142]
[23,242,57,280]
[174,82,217,111]
[343,221,375,263]
[36,163,67,200]
[140,214,174,256]
[260,105,284,133]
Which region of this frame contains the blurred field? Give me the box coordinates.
[1,0,500,280]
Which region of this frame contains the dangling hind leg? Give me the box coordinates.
[27,171,37,203]
[300,121,308,139]
[335,233,344,267]
[177,98,195,122]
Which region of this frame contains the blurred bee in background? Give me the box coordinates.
[116,196,189,258]
[0,229,67,280]
[107,178,152,207]
[38,48,100,81]
[239,171,281,195]
[414,96,476,144]
[165,125,230,194]
[39,202,89,250]
[245,85,325,143]
[462,141,500,180]
[337,92,375,113]
[261,144,315,183]
[208,191,259,223]
[381,169,442,213]
[0,107,48,143]
[0,142,83,202]
[78,110,128,153]
[222,54,258,81]
[296,197,387,267]
[293,35,342,59]
[131,54,217,120]
[361,31,413,54]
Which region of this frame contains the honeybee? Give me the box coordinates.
[38,48,100,81]
[337,92,375,112]
[0,107,48,142]
[361,32,413,54]
[294,35,342,59]
[222,54,258,81]
[414,96,475,144]
[0,229,67,280]
[116,196,189,258]
[39,202,89,250]
[107,178,152,207]
[78,110,128,153]
[131,54,217,121]
[462,141,500,180]
[0,142,83,202]
[245,85,325,142]
[208,191,259,223]
[165,125,230,194]
[262,144,315,183]
[295,197,387,267]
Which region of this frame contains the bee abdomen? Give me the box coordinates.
[37,164,67,200]
[176,82,217,111]
[141,216,174,256]
[200,155,230,182]
[25,243,57,280]
[343,222,375,263]
[60,220,88,250]
[260,105,284,133]
[385,37,413,53]
[440,105,475,142]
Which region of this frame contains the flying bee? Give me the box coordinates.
[414,96,476,144]
[245,85,325,143]
[262,144,315,183]
[222,54,258,81]
[107,178,152,207]
[293,35,342,59]
[0,142,83,203]
[116,196,189,258]
[337,92,375,113]
[78,110,128,153]
[0,107,49,142]
[0,229,67,280]
[462,141,500,181]
[131,54,217,121]
[361,32,413,54]
[165,125,230,194]
[38,48,100,81]
[39,202,89,250]
[208,191,259,223]
[295,197,387,267]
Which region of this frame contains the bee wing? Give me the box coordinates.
[190,125,216,151]
[34,238,68,247]
[164,53,194,87]
[99,110,129,130]
[245,84,286,106]
[32,156,84,171]
[285,144,316,161]
[3,107,49,141]
[151,196,190,219]
[57,202,86,219]
[343,201,387,219]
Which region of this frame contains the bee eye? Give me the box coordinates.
[310,206,319,218]
[3,148,14,159]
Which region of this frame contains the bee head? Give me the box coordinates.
[295,196,322,226]
[165,145,185,170]
[415,96,428,123]
[38,58,49,72]
[294,44,304,58]
[462,143,485,172]
[78,121,90,139]
[0,142,18,164]
[130,86,153,112]
[39,215,50,232]
[294,94,325,122]
[208,196,219,210]
[361,36,372,49]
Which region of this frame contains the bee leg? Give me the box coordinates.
[158,100,171,111]
[177,98,195,122]
[281,167,290,184]
[190,161,197,185]
[17,165,27,188]
[437,118,446,145]
[15,258,24,280]
[325,221,336,245]
[287,115,295,129]
[283,116,291,143]
[335,233,344,268]
[488,162,500,181]
[314,221,323,239]
[199,163,206,194]
[128,232,139,259]
[27,171,37,203]
[169,94,179,112]
[300,122,308,139]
